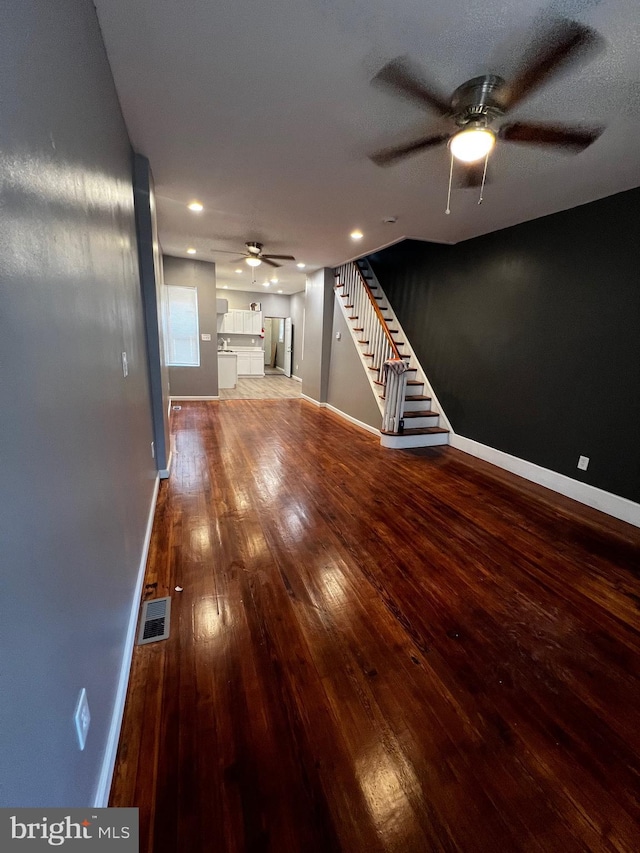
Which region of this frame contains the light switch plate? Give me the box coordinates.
[121,351,128,378]
[201,333,211,341]
[577,455,589,471]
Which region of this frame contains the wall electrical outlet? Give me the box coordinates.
[577,455,589,471]
[74,688,91,751]
[121,351,128,378]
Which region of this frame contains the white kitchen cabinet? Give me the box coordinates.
[235,350,265,376]
[222,309,262,335]
[218,353,237,389]
[236,353,252,375]
[249,353,264,376]
[250,312,262,334]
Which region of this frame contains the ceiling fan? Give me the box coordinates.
[211,241,296,268]
[368,19,605,199]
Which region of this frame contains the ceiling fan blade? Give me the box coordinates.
[262,254,296,261]
[369,132,450,166]
[499,121,603,151]
[210,248,248,254]
[496,19,603,112]
[372,57,451,116]
[260,257,281,268]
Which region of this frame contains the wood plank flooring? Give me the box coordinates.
[111,400,640,853]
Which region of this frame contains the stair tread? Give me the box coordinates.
[381,426,449,436]
[403,410,438,418]
[379,394,431,401]
[407,380,423,386]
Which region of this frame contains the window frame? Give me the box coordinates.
[164,284,200,368]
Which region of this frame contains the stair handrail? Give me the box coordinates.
[352,264,402,360]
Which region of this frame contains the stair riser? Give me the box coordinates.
[403,414,440,428]
[380,432,449,449]
[403,398,432,412]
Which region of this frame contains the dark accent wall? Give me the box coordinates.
[369,188,640,504]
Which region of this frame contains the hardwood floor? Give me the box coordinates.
[219,375,301,399]
[111,400,640,852]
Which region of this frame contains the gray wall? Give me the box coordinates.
[302,269,334,403]
[133,154,171,474]
[327,298,382,429]
[165,256,218,397]
[221,288,292,317]
[290,291,305,379]
[0,0,156,806]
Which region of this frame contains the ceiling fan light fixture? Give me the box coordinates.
[246,256,262,267]
[450,127,495,163]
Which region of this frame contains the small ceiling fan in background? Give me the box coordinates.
[368,18,605,206]
[210,241,296,268]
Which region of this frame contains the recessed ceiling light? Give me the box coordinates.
[270,277,278,284]
[262,282,270,287]
[187,201,204,212]
[296,262,306,269]
[235,268,243,274]
[186,247,196,255]
[277,290,283,294]
[222,285,228,289]
[350,230,363,240]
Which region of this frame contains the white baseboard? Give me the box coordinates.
[325,403,380,437]
[300,395,380,437]
[170,395,220,401]
[451,434,640,529]
[301,393,324,407]
[291,374,302,383]
[93,474,160,807]
[159,450,172,480]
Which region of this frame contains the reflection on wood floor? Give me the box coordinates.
[220,375,301,400]
[111,400,640,853]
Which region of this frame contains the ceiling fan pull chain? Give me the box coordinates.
[478,153,489,205]
[445,151,454,215]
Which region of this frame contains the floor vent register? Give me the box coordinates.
[137,596,171,645]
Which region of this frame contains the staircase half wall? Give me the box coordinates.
[326,296,383,430]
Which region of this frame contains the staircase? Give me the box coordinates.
[333,260,449,449]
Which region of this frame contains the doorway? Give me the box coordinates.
[264,316,292,377]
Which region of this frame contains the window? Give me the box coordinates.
[165,285,200,367]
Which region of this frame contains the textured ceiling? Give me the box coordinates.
[94,0,640,293]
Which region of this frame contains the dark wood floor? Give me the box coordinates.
[111,400,640,853]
